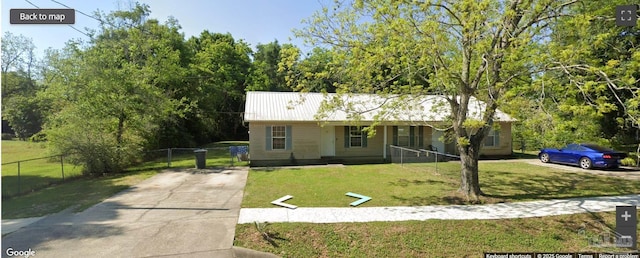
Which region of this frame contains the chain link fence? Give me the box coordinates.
[1,155,83,198]
[141,146,250,169]
[389,145,460,172]
[2,145,250,199]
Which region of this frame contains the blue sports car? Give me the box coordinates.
[538,143,627,169]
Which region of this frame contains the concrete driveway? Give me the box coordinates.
[2,167,249,258]
[524,160,640,180]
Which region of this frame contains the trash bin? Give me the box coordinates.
[194,149,207,169]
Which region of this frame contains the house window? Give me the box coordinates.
[272,125,286,150]
[397,126,410,147]
[350,126,364,147]
[484,129,500,147]
[393,126,423,147]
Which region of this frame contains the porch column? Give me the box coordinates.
[383,125,387,159]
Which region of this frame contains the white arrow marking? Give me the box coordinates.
[271,195,297,209]
[346,192,372,206]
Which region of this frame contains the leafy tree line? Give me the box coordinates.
[1,3,334,174]
[1,32,42,140]
[501,0,640,152]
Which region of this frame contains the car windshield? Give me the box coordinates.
[581,144,614,152]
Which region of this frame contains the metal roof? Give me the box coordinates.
[243,91,516,123]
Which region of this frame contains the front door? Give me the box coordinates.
[431,130,445,153]
[320,126,335,156]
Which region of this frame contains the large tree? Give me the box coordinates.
[1,32,44,139]
[247,40,292,91]
[182,31,252,144]
[500,1,640,152]
[543,1,640,148]
[280,46,340,93]
[297,0,579,200]
[42,4,188,174]
[1,32,37,76]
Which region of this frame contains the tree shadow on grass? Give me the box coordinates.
[391,194,468,205]
[606,166,640,172]
[1,175,86,200]
[388,178,449,187]
[481,171,640,201]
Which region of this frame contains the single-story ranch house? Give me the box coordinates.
[243,91,516,166]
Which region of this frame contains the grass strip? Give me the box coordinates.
[234,211,639,257]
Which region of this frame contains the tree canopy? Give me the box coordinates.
[294,0,599,200]
[1,32,43,140]
[41,4,189,173]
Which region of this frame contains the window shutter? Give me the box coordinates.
[362,127,368,148]
[344,126,350,148]
[495,130,500,147]
[409,126,415,147]
[265,126,272,150]
[285,125,292,150]
[392,126,398,145]
[418,126,424,148]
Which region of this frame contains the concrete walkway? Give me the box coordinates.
[2,167,251,258]
[238,194,640,224]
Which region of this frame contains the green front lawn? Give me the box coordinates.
[243,162,640,208]
[238,161,640,256]
[1,140,84,197]
[2,140,49,163]
[235,211,638,257]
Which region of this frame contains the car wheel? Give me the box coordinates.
[579,157,592,169]
[540,153,550,163]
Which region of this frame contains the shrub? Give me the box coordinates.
[621,152,640,167]
[1,133,14,140]
[46,119,141,176]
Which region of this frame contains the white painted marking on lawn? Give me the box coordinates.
[270,195,297,209]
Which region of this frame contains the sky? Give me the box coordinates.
[1,0,329,57]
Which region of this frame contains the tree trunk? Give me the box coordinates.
[114,112,126,172]
[458,143,483,202]
[116,113,126,148]
[636,143,640,167]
